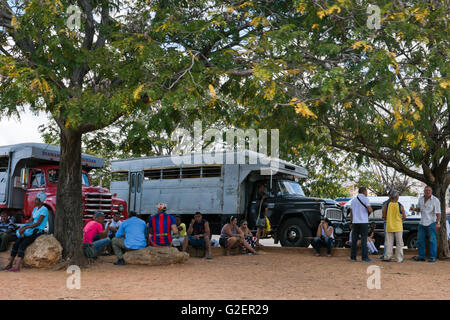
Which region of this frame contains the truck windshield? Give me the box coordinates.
[48,169,90,186]
[278,180,305,197]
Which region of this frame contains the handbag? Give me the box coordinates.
[357,195,370,215]
[264,217,271,232]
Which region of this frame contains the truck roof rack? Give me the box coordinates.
[0,143,104,169]
[111,149,308,178]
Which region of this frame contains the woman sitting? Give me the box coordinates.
[312,218,335,257]
[240,220,257,251]
[219,217,257,256]
[3,192,49,272]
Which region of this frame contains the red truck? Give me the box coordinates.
[0,143,128,232]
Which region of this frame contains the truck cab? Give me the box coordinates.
[0,143,128,233]
[247,176,344,247]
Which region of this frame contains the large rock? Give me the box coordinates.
[23,235,63,268]
[123,246,189,266]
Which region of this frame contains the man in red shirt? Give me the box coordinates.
[83,211,111,255]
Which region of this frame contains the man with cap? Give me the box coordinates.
[148,203,178,247]
[83,211,111,256]
[3,192,49,272]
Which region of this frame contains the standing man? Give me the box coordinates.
[349,187,373,262]
[112,211,147,265]
[410,186,441,262]
[255,183,268,247]
[382,190,406,263]
[3,192,48,272]
[148,203,178,247]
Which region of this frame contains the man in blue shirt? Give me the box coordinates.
[112,211,148,265]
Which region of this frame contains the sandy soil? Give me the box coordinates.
[0,250,449,300]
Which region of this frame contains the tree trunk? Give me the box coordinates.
[54,128,87,266]
[432,183,449,259]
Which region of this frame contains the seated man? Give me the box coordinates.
[83,211,111,257]
[0,212,17,252]
[171,215,186,248]
[106,212,123,239]
[148,203,178,247]
[181,212,212,259]
[112,211,147,265]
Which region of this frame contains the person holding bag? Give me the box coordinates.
[349,187,373,262]
[3,192,49,272]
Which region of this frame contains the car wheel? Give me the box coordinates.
[279,218,312,247]
[406,232,417,249]
[45,209,55,234]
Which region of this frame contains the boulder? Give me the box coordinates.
[123,246,189,266]
[23,235,63,268]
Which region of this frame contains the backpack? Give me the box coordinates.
[384,200,402,216]
[83,243,98,259]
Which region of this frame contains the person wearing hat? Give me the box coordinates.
[0,212,17,252]
[83,211,111,256]
[148,203,178,247]
[3,192,49,272]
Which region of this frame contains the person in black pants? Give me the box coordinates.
[3,192,49,272]
[349,187,373,262]
[312,218,335,257]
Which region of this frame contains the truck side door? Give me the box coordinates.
[24,169,46,218]
[128,171,143,214]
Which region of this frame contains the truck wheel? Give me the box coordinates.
[279,218,312,247]
[46,209,55,234]
[406,232,417,249]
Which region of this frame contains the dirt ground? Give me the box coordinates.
[0,249,449,300]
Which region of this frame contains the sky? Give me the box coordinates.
[0,109,49,145]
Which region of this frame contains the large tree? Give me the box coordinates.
[200,0,449,257]
[0,0,257,264]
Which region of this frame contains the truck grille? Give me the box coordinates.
[83,192,118,219]
[325,208,343,221]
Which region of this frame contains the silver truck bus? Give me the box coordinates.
[110,150,344,247]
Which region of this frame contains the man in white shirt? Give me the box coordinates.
[349,187,373,262]
[410,186,441,262]
[106,212,123,239]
